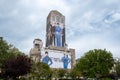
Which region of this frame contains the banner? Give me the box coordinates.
[41,50,71,69]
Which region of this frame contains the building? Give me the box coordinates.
[29,39,43,62]
[29,10,75,69]
[46,10,65,48]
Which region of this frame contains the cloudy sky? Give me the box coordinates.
[0,0,120,59]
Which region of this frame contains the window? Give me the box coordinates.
[52,16,55,21]
[61,17,64,23]
[56,16,60,22]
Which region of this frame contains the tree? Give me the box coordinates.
[0,37,29,80]
[0,37,24,68]
[70,69,82,79]
[75,49,114,79]
[8,44,24,57]
[2,55,32,79]
[30,62,52,80]
[0,37,10,67]
[115,58,120,77]
[57,69,67,79]
[51,68,69,79]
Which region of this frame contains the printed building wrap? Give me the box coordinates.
[29,10,75,69]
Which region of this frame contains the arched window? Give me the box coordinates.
[61,17,64,23]
[56,16,60,22]
[52,16,55,21]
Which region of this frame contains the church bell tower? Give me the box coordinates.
[46,10,66,48]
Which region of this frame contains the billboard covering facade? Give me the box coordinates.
[41,49,71,69]
[46,10,66,47]
[29,10,75,70]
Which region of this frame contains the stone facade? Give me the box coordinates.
[29,10,76,69]
[69,49,76,68]
[46,10,66,48]
[29,39,43,62]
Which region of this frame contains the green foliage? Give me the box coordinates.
[0,37,24,68]
[30,62,52,79]
[57,69,67,78]
[0,37,10,67]
[0,37,9,53]
[115,59,120,77]
[51,68,69,79]
[75,49,114,78]
[100,78,113,80]
[0,37,29,79]
[2,55,32,79]
[70,69,82,79]
[8,44,24,57]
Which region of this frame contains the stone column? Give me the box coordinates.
[69,48,76,69]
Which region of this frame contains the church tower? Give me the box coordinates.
[46,10,66,48]
[29,10,75,69]
[29,39,43,62]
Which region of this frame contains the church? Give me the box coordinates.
[29,10,75,69]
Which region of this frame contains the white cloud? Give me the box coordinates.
[27,14,40,25]
[104,11,120,24]
[0,0,120,59]
[19,0,70,14]
[68,33,120,59]
[17,37,34,54]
